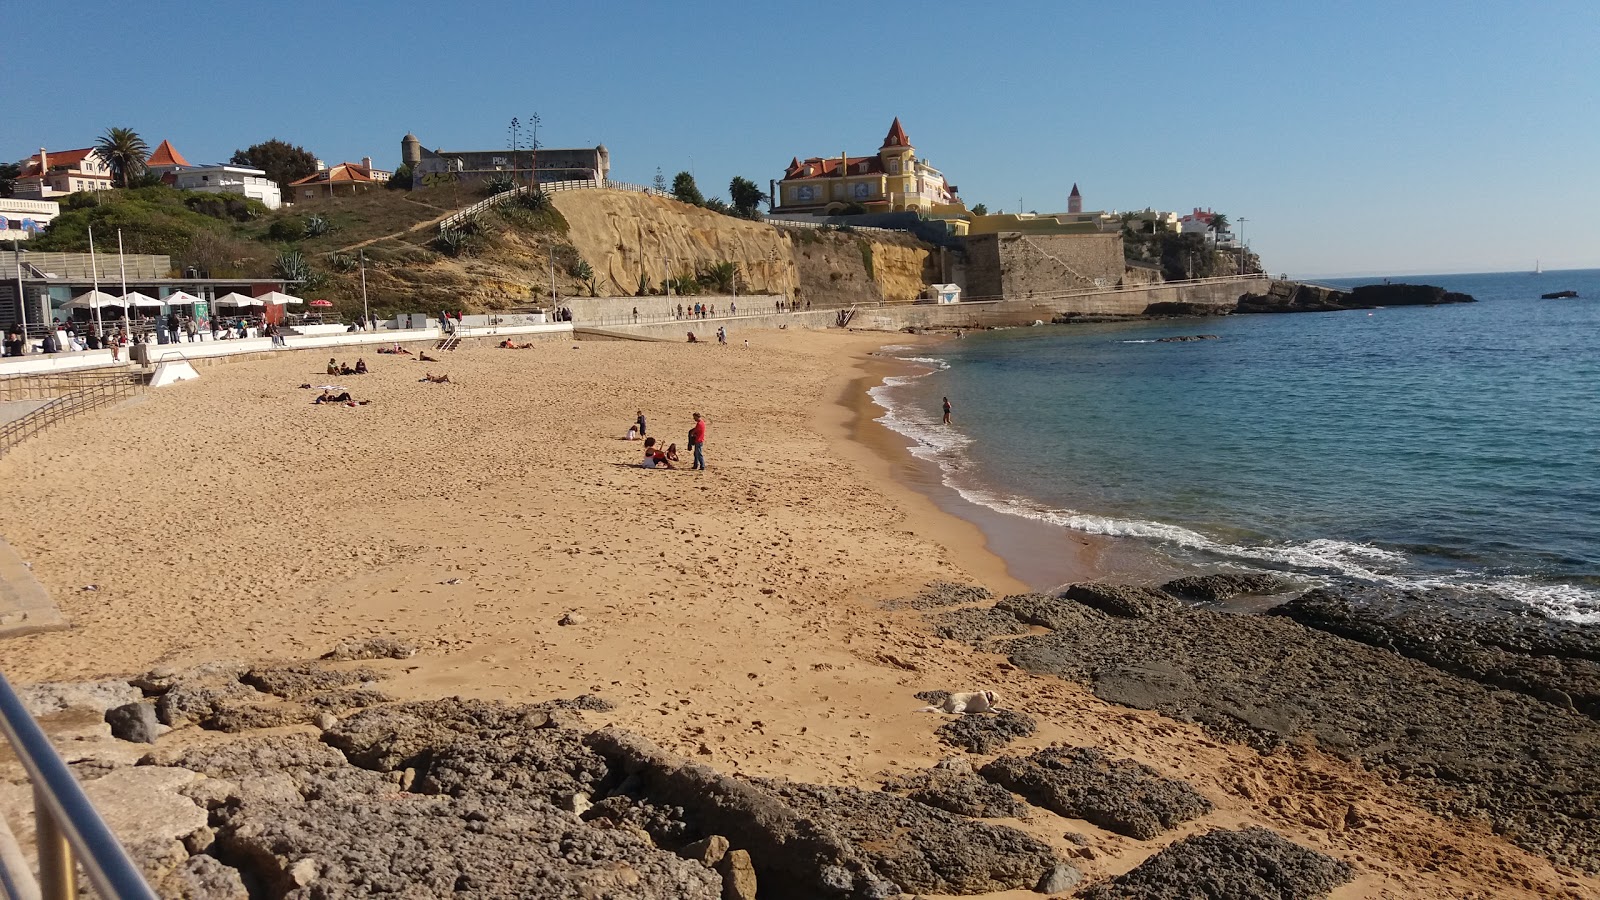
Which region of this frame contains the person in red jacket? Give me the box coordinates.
[689,413,708,470]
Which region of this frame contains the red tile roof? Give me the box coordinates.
[289,162,375,187]
[782,155,884,181]
[146,139,191,168]
[17,147,98,177]
[882,117,910,148]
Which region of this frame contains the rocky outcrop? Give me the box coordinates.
[1271,585,1600,717]
[1348,283,1475,306]
[1060,583,1180,619]
[1161,573,1290,603]
[1080,827,1352,900]
[1153,334,1219,342]
[978,746,1212,839]
[881,758,1031,819]
[935,708,1038,754]
[930,605,1033,641]
[962,589,1600,871]
[1238,280,1476,314]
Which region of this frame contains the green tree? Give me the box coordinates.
[387,163,412,191]
[95,127,149,188]
[970,203,988,216]
[232,139,318,191]
[671,171,704,206]
[729,176,768,218]
[1207,212,1230,245]
[653,167,667,194]
[0,162,20,198]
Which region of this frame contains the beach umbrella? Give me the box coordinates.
[215,292,264,307]
[163,290,202,306]
[256,290,304,306]
[309,299,334,308]
[63,290,126,310]
[120,291,162,308]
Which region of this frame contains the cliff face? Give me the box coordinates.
[552,190,933,305]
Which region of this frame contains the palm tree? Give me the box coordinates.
[95,127,149,188]
[1207,212,1230,246]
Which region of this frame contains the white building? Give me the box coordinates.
[0,198,60,241]
[12,148,115,198]
[173,165,283,209]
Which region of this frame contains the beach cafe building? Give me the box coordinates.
[1,250,290,343]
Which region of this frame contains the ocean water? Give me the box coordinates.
[871,269,1600,623]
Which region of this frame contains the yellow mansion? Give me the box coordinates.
[770,118,959,216]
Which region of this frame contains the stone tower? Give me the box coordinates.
[401,133,422,169]
[1068,183,1082,214]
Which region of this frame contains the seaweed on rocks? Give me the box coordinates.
[1080,826,1353,900]
[1272,585,1600,717]
[994,587,1600,871]
[935,709,1038,754]
[978,746,1212,839]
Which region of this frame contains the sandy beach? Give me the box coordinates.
[1,329,1595,898]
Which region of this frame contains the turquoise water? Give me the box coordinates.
[872,269,1600,622]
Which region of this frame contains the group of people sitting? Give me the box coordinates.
[314,389,369,406]
[640,437,680,468]
[326,358,369,376]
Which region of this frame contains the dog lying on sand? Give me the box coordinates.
[920,690,1001,714]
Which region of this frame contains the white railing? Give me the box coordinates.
[765,218,895,234]
[436,180,668,231]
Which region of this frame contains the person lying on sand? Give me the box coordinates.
[419,352,439,362]
[419,373,451,384]
[640,437,673,469]
[314,390,353,404]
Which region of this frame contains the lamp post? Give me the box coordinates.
[88,225,104,336]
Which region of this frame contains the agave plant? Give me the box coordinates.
[434,226,469,256]
[304,214,331,237]
[272,249,323,288]
[328,252,358,273]
[484,173,516,196]
[698,261,737,294]
[517,190,549,211]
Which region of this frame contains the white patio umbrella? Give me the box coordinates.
[120,291,163,308]
[255,290,304,306]
[215,292,265,307]
[162,291,203,307]
[63,290,126,310]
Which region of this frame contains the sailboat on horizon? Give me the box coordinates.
[1534,259,1543,275]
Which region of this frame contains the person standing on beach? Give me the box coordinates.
[636,410,647,438]
[942,396,952,425]
[689,412,708,471]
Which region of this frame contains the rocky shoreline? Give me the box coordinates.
[5,576,1598,898]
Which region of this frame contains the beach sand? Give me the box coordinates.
[0,329,1593,898]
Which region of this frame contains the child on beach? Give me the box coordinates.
[641,437,672,469]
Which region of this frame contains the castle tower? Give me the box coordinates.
[879,117,916,209]
[1068,183,1082,214]
[401,133,422,169]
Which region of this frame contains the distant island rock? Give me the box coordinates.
[1237,282,1476,314]
[1155,335,1219,343]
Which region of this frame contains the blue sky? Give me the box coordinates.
[4,1,1596,277]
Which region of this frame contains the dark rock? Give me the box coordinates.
[1153,334,1220,342]
[147,732,350,780]
[417,729,612,809]
[1236,281,1354,314]
[1271,585,1600,718]
[202,702,313,733]
[929,606,1032,642]
[882,761,1031,818]
[156,677,258,726]
[1080,827,1352,900]
[998,587,1600,870]
[1347,283,1476,307]
[105,701,161,743]
[1061,583,1179,619]
[1161,573,1289,603]
[755,779,1064,896]
[587,727,1062,898]
[155,853,249,900]
[893,582,994,610]
[935,709,1037,754]
[324,698,578,771]
[1141,302,1231,317]
[995,594,1099,634]
[240,664,385,700]
[979,746,1211,840]
[320,637,417,661]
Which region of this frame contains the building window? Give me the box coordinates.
[887,158,899,174]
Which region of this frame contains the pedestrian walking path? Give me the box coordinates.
[0,536,65,638]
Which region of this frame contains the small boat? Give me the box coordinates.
[1534,259,1542,275]
[1540,290,1578,299]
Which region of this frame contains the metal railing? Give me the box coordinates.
[0,370,144,458]
[0,672,158,899]
[436,179,667,231]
